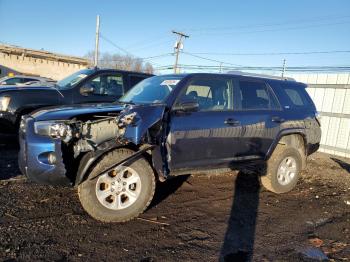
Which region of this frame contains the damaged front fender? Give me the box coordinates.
[71,104,168,185]
[120,104,167,145]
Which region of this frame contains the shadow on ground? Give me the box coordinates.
[0,134,20,180]
[331,157,350,173]
[149,175,190,208]
[220,171,260,262]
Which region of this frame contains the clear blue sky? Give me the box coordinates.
[1,0,350,73]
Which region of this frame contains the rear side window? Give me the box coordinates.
[280,83,311,108]
[236,80,279,110]
[22,78,38,83]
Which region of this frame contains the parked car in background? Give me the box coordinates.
[19,72,321,223]
[0,75,56,86]
[0,68,153,134]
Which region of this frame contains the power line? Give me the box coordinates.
[100,33,132,55]
[188,50,350,56]
[126,34,170,49]
[98,53,172,62]
[99,33,172,68]
[155,64,350,72]
[182,51,243,66]
[142,53,173,60]
[127,37,174,52]
[129,39,174,52]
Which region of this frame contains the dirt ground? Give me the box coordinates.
[0,138,349,262]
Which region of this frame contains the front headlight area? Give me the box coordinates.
[0,96,11,111]
[34,121,73,143]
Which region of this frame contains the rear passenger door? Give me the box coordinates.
[229,78,282,158]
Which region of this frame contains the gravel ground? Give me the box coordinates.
[0,139,349,261]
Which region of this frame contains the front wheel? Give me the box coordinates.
[261,145,303,194]
[78,148,156,222]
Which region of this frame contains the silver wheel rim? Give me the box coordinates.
[277,156,297,186]
[95,166,141,210]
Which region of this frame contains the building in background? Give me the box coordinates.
[0,44,90,80]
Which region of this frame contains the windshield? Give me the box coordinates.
[119,75,184,104]
[56,69,95,90]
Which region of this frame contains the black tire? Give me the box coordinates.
[261,145,302,194]
[78,148,156,222]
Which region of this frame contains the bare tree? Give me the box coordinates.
[85,51,154,74]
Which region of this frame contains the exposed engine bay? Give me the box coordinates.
[68,112,137,157]
[49,110,138,159]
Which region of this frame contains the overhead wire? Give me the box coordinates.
[182,51,243,66]
[99,33,132,55]
[155,64,350,72]
[188,50,350,56]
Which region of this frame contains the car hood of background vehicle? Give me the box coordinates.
[31,103,126,121]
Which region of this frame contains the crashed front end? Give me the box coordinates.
[18,105,166,186]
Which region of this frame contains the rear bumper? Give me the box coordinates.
[18,117,71,186]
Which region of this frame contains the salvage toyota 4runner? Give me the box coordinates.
[19,73,321,222]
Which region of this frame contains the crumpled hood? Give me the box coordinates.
[31,103,126,121]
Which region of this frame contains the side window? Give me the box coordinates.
[4,77,21,85]
[22,78,38,83]
[89,76,102,94]
[105,75,124,96]
[177,77,233,111]
[85,74,124,96]
[237,80,277,110]
[281,84,310,108]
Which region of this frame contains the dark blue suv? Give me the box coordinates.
[18,73,321,222]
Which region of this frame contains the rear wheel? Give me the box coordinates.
[78,148,156,222]
[261,145,302,194]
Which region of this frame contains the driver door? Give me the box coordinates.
[167,75,241,171]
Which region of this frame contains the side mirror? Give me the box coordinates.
[80,85,94,96]
[173,99,199,112]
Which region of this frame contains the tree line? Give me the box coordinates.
[85,51,154,74]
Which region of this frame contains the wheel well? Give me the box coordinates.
[278,133,307,168]
[75,144,158,186]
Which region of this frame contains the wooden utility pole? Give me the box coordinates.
[94,15,100,67]
[281,59,286,78]
[172,30,189,73]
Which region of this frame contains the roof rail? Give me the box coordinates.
[226,71,295,81]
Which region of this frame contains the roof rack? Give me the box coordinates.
[226,71,295,81]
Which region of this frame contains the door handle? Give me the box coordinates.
[271,116,285,123]
[224,118,240,126]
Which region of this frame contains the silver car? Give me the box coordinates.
[0,75,56,86]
